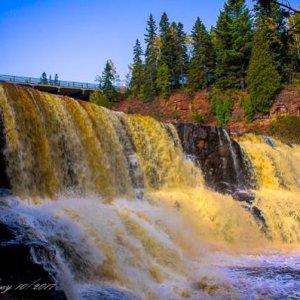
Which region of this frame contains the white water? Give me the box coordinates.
[1,193,300,300]
[1,84,300,299]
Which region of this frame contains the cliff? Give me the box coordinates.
[113,87,300,135]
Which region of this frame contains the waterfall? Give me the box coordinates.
[0,82,300,299]
[222,129,241,185]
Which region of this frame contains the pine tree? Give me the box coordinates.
[288,10,300,79]
[144,14,159,100]
[97,60,119,102]
[254,3,290,82]
[130,39,145,99]
[158,13,171,68]
[246,18,281,114]
[175,22,189,85]
[158,14,188,87]
[187,17,214,91]
[40,72,48,85]
[156,63,171,97]
[213,0,253,90]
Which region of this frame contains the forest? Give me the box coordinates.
[93,0,300,125]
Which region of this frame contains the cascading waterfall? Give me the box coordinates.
[0,82,300,299]
[222,129,241,186]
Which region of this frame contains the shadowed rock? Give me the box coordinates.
[233,189,255,204]
[0,113,10,189]
[0,217,67,300]
[173,123,256,194]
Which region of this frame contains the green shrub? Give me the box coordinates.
[269,115,300,144]
[211,95,234,126]
[240,94,253,123]
[193,112,203,123]
[89,91,112,109]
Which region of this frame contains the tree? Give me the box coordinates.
[40,72,48,85]
[97,60,119,102]
[158,14,188,87]
[287,11,300,82]
[187,17,214,91]
[169,22,189,87]
[130,39,145,99]
[254,2,292,81]
[254,1,300,16]
[90,90,112,108]
[213,0,253,90]
[175,22,189,85]
[144,14,159,100]
[156,63,171,97]
[246,18,281,113]
[211,95,234,126]
[158,12,171,66]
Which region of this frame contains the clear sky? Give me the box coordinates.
[0,0,299,83]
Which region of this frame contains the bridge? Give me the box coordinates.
[0,74,99,100]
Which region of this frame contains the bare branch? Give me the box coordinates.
[273,1,300,14]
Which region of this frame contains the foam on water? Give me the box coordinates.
[0,83,300,299]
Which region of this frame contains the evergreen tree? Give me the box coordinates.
[144,14,159,100]
[97,60,119,102]
[213,0,253,90]
[158,13,171,68]
[130,39,145,99]
[158,14,188,87]
[187,17,214,91]
[156,63,171,97]
[254,3,290,82]
[175,22,189,85]
[246,18,281,114]
[40,72,48,85]
[288,11,300,79]
[49,75,53,85]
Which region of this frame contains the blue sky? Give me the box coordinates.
[0,0,299,83]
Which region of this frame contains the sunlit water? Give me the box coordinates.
[1,193,300,300]
[0,83,300,299]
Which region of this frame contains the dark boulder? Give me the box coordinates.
[252,206,267,228]
[0,217,67,300]
[173,123,256,194]
[232,189,255,204]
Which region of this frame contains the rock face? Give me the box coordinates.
[0,114,10,189]
[174,123,256,194]
[0,203,67,300]
[270,88,300,117]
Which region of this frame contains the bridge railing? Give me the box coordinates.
[0,74,99,90]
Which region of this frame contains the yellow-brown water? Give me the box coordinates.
[0,83,300,299]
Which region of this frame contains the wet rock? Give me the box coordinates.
[174,123,256,193]
[263,136,275,148]
[0,222,16,242]
[0,188,12,197]
[0,241,67,300]
[252,206,267,228]
[232,189,255,204]
[0,216,67,300]
[0,115,10,189]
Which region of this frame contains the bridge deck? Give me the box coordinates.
[0,74,98,100]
